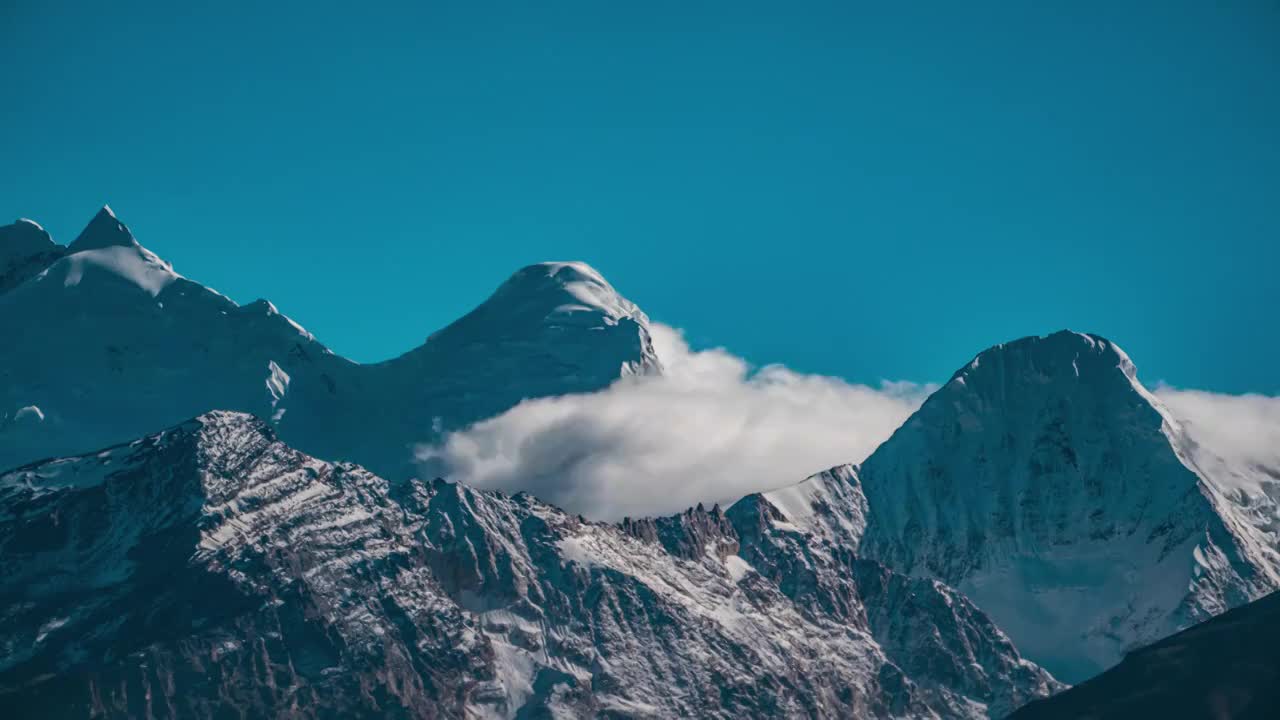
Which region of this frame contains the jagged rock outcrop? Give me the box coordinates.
[0,412,1058,719]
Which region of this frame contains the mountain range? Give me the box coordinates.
[0,411,1058,718]
[0,207,660,480]
[1,206,1276,718]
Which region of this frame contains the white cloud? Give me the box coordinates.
[416,323,935,520]
[1155,385,1280,474]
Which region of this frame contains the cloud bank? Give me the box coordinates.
[417,326,1280,522]
[417,323,935,520]
[1155,385,1280,474]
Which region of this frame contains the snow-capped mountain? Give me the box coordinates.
[0,218,65,294]
[852,331,1280,682]
[9,205,1275,715]
[1008,588,1280,719]
[0,207,661,478]
[0,412,1058,719]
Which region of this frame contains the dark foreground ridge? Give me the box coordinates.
[1008,589,1280,720]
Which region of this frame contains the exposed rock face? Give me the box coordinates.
[15,207,1274,716]
[0,413,1058,719]
[1008,589,1280,720]
[853,331,1280,682]
[0,411,482,718]
[0,208,660,479]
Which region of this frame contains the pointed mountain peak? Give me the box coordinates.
[913,328,1172,456]
[186,409,277,448]
[856,330,1228,681]
[528,260,613,290]
[427,260,653,346]
[946,329,1142,396]
[490,261,639,320]
[746,463,868,540]
[67,204,140,253]
[131,410,281,478]
[237,298,317,341]
[517,260,609,284]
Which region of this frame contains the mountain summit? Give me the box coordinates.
[66,205,140,252]
[1,219,65,294]
[433,260,654,340]
[0,207,661,478]
[404,259,662,401]
[854,330,1280,681]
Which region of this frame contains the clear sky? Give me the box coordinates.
[3,1,1277,393]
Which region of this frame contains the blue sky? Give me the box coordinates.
[3,1,1277,393]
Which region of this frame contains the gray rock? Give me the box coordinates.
[0,412,1059,719]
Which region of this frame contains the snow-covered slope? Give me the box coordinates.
[853,331,1280,682]
[0,207,660,478]
[0,412,1058,719]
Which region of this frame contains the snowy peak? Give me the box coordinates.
[178,409,278,473]
[1,217,56,255]
[856,329,1280,682]
[0,219,65,294]
[0,410,275,496]
[395,259,662,419]
[947,330,1143,399]
[499,261,624,303]
[755,464,869,542]
[0,211,663,481]
[498,260,641,321]
[67,204,140,253]
[6,205,182,300]
[428,260,656,347]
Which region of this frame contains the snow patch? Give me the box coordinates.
[35,616,69,644]
[62,245,179,297]
[266,360,291,421]
[556,536,599,569]
[760,466,865,539]
[15,218,46,233]
[724,554,754,582]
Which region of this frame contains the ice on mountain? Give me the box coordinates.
[0,209,661,480]
[855,329,1280,682]
[15,218,46,233]
[60,245,181,296]
[13,405,43,423]
[724,554,754,582]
